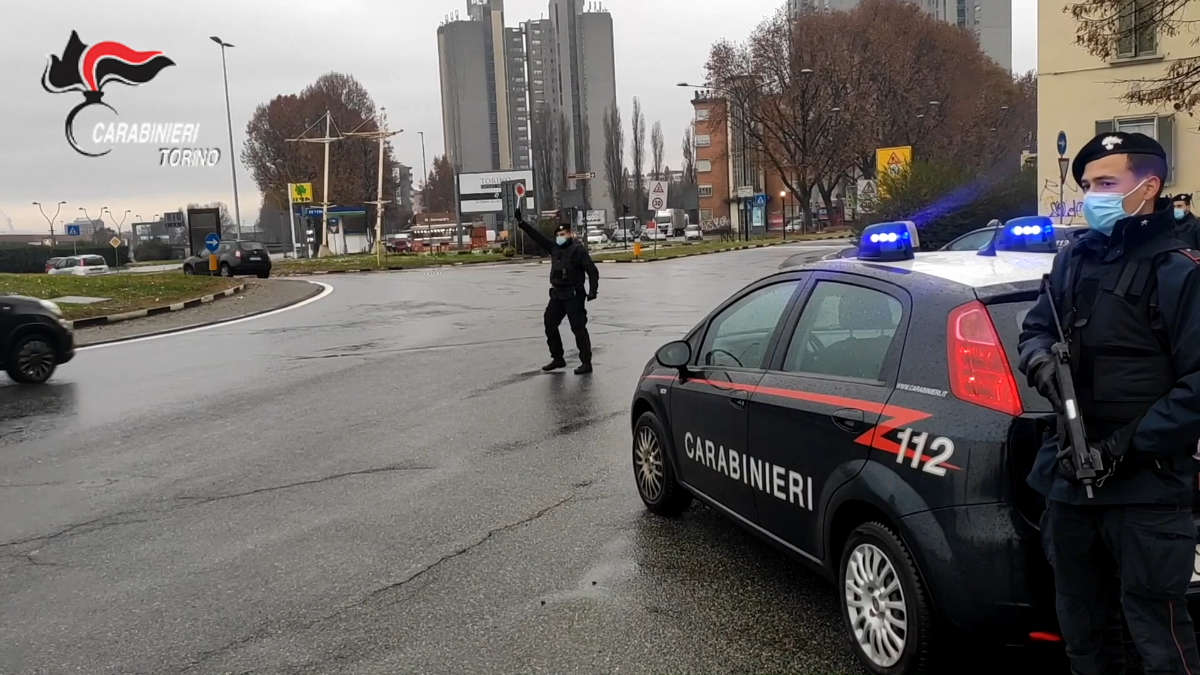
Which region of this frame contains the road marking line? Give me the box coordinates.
[78,281,334,351]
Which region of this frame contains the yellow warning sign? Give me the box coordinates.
[289,182,314,204]
[875,146,912,198]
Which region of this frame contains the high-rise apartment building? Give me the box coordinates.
[523,18,560,201]
[549,0,617,219]
[437,0,529,173]
[789,0,1012,72]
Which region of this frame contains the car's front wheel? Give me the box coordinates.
[183,265,194,275]
[219,263,232,277]
[632,412,691,516]
[6,333,57,384]
[257,270,270,279]
[840,521,935,675]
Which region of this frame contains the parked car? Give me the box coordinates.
[684,224,704,241]
[386,236,412,253]
[43,257,64,273]
[0,295,74,384]
[47,255,110,276]
[585,227,608,245]
[641,223,668,241]
[182,240,272,278]
[940,223,1084,252]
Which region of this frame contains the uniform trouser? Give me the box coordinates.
[1041,500,1200,675]
[544,289,591,363]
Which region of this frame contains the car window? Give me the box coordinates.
[239,242,266,250]
[945,228,996,251]
[699,281,799,369]
[65,258,79,267]
[83,256,106,266]
[782,281,903,381]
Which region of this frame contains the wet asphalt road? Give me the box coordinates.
[1,243,1041,674]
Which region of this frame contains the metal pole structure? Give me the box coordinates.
[418,131,428,206]
[287,186,297,258]
[345,108,402,267]
[454,171,463,250]
[211,37,242,239]
[321,112,332,256]
[32,200,65,247]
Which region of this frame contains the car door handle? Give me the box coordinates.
[831,408,866,433]
[729,390,749,409]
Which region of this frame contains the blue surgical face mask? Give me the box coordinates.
[555,235,568,246]
[1082,178,1149,236]
[1176,207,1188,221]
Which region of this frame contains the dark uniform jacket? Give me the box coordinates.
[518,222,599,296]
[1018,206,1200,506]
[1175,213,1200,250]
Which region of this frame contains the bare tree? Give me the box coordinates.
[681,128,696,186]
[603,104,625,219]
[531,107,557,208]
[1068,0,1200,114]
[631,97,646,219]
[651,121,665,181]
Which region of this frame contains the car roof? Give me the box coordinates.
[797,251,1053,291]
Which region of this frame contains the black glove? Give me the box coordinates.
[587,290,597,302]
[1026,352,1063,412]
[1057,426,1134,485]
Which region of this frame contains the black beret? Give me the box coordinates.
[554,223,571,234]
[1072,131,1166,185]
[1173,193,1193,204]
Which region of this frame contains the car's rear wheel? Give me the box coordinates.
[632,412,691,516]
[6,333,57,384]
[220,263,232,277]
[257,271,270,279]
[840,521,934,675]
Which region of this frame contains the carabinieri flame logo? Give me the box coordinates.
[41,31,175,157]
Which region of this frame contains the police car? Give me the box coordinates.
[628,218,1130,674]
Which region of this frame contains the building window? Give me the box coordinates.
[700,208,714,223]
[695,134,711,148]
[698,185,714,198]
[1117,0,1157,58]
[695,108,711,121]
[1096,114,1176,183]
[696,159,713,173]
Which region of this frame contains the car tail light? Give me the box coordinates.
[947,300,1023,416]
[235,249,242,259]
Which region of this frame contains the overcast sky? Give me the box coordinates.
[1,0,1036,234]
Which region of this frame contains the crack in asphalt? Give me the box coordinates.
[1,465,434,551]
[179,493,576,672]
[175,464,436,505]
[486,410,625,456]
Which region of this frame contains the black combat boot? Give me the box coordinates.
[542,358,567,372]
[573,362,593,375]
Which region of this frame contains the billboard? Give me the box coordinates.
[459,169,536,215]
[186,207,220,255]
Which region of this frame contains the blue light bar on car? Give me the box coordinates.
[997,216,1056,253]
[858,221,919,262]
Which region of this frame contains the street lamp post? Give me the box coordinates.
[417,131,429,212]
[780,190,787,242]
[32,200,66,247]
[210,36,242,240]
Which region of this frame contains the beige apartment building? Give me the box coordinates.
[1038,1,1199,223]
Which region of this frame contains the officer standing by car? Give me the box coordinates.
[1018,132,1200,674]
[516,210,599,374]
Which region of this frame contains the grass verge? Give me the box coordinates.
[273,251,510,275]
[0,273,240,320]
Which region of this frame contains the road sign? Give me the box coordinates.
[514,182,527,199]
[66,224,81,236]
[1058,156,1071,183]
[648,180,669,211]
[109,236,122,249]
[204,233,221,253]
[736,185,754,199]
[1057,131,1068,157]
[290,182,314,203]
[569,172,596,180]
[753,194,768,208]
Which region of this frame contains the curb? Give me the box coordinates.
[70,283,246,329]
[75,281,324,347]
[593,240,790,264]
[271,258,525,277]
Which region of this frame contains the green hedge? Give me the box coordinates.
[0,245,130,273]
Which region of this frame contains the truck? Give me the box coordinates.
[651,209,686,238]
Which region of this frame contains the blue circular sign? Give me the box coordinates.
[204,233,221,253]
[1057,131,1068,157]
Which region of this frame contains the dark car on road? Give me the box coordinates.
[182,240,272,278]
[940,223,1085,252]
[1,295,75,384]
[627,219,1195,674]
